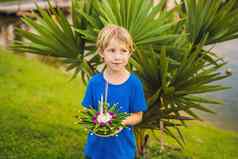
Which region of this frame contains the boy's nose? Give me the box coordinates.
[114,53,122,59]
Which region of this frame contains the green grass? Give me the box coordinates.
[147,121,238,159]
[0,49,238,159]
[0,0,22,2]
[0,49,87,159]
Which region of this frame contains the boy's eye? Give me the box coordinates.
[109,49,115,52]
[121,49,128,52]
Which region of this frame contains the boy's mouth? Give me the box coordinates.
[112,62,122,65]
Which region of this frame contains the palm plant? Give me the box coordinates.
[179,0,238,45]
[12,0,237,157]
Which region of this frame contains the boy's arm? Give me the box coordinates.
[121,112,143,126]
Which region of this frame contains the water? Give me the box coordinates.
[199,39,238,131]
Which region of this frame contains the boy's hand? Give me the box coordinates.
[121,119,128,126]
[121,112,143,126]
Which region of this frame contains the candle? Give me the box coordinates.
[100,94,104,115]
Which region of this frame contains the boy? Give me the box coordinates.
[81,24,147,159]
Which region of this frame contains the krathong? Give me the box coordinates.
[76,95,130,137]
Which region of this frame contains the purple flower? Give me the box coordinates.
[92,116,97,124]
[99,122,106,126]
[109,112,117,119]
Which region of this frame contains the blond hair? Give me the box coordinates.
[96,24,134,54]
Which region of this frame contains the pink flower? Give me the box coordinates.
[92,116,97,124]
[109,112,117,119]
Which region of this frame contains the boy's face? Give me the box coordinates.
[100,38,131,73]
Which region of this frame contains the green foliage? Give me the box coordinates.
[180,0,238,44]
[131,43,230,147]
[11,1,96,84]
[11,0,235,149]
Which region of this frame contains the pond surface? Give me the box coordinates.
[199,39,238,132]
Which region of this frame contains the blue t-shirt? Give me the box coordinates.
[81,72,147,159]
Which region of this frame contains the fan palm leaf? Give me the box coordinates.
[180,0,238,45]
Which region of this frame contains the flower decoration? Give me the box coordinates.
[76,95,130,137]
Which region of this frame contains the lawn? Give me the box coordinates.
[147,121,238,159]
[0,0,22,2]
[0,49,86,159]
[0,49,238,159]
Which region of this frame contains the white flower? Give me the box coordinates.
[97,112,113,123]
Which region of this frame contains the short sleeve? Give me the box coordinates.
[81,80,93,108]
[130,79,148,113]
